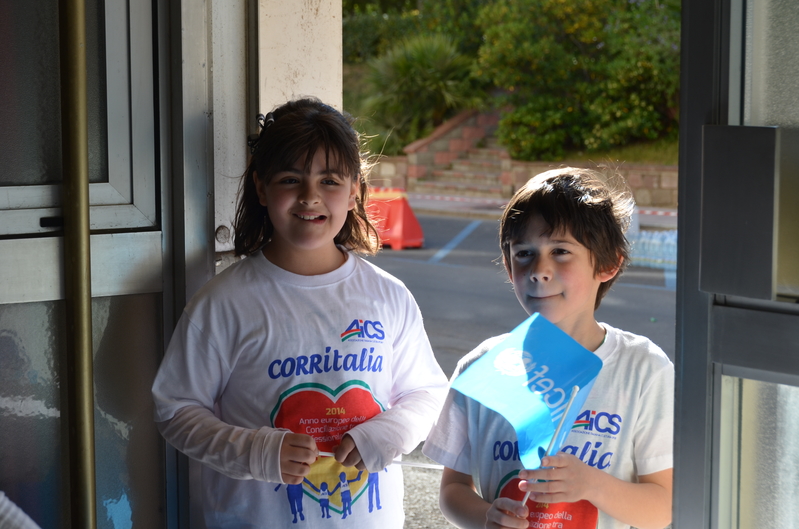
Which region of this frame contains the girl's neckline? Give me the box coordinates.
[254,246,356,286]
[261,240,348,276]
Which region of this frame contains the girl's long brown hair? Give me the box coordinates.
[234,98,380,257]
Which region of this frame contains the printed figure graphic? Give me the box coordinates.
[304,478,337,519]
[274,483,306,524]
[367,469,387,512]
[338,471,363,519]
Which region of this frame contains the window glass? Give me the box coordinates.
[0,295,165,528]
[719,375,799,528]
[0,1,108,186]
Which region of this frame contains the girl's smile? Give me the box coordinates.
[255,149,357,275]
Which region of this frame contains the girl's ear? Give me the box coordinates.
[253,171,268,207]
[347,175,358,211]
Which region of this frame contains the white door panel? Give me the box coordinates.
[0,232,163,304]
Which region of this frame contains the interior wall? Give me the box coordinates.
[744,0,799,127]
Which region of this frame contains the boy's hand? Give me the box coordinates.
[279,433,318,484]
[485,497,529,529]
[518,453,595,504]
[334,434,366,470]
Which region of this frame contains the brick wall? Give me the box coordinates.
[402,110,499,183]
[367,108,679,209]
[370,157,679,208]
[369,155,408,189]
[503,161,679,208]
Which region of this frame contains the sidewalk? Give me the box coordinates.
[406,193,677,229]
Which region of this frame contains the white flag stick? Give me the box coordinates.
[317,451,444,470]
[521,384,580,506]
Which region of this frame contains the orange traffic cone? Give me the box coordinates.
[369,188,424,250]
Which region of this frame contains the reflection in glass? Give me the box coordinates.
[0,295,165,528]
[0,302,62,528]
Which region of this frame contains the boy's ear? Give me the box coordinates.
[502,254,513,281]
[598,254,624,282]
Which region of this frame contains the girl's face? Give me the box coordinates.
[255,149,357,275]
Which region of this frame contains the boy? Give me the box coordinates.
[423,168,673,529]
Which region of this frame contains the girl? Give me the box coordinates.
[152,98,447,528]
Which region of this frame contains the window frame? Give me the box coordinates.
[0,0,156,236]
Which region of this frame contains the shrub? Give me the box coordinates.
[362,33,482,154]
[497,97,580,161]
[343,10,424,63]
[476,0,680,160]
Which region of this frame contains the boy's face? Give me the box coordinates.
[505,214,618,339]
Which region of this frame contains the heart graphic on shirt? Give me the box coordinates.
[271,380,384,452]
[499,476,598,528]
[271,381,384,515]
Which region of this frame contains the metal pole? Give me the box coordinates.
[59,0,97,526]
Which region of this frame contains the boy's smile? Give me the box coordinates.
[506,214,618,350]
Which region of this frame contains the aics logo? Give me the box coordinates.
[572,409,622,435]
[340,319,385,342]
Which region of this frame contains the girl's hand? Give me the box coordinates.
[334,434,366,470]
[280,433,319,484]
[485,497,529,529]
[518,453,596,504]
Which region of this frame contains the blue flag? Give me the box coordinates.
[451,313,603,469]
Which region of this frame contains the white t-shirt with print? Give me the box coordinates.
[153,250,447,529]
[423,323,673,529]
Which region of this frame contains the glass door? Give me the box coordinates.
[0,1,167,527]
[675,0,799,527]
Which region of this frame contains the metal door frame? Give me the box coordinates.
[676,0,799,527]
[158,0,217,525]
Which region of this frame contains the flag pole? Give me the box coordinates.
[317,451,444,470]
[521,385,580,505]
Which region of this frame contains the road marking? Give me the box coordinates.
[428,220,482,264]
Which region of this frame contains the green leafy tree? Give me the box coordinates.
[476,0,680,160]
[363,33,482,154]
[343,0,418,16]
[586,0,680,149]
[343,10,424,63]
[419,0,486,57]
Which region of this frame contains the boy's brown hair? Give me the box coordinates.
[500,167,635,309]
